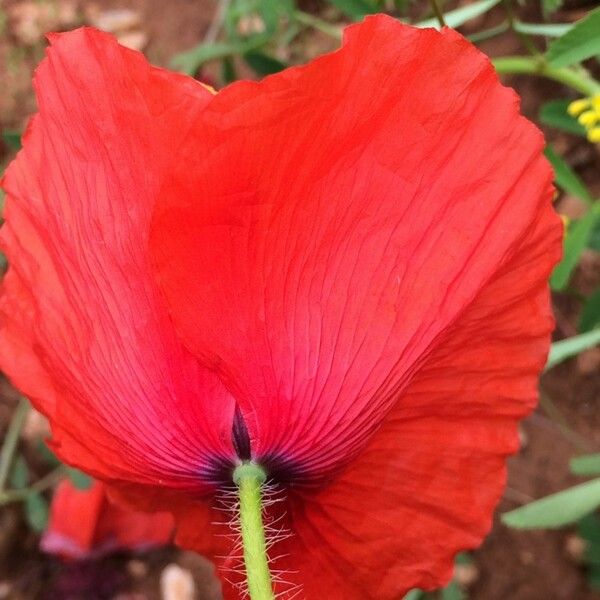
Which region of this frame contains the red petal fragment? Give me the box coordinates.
[0,28,235,490]
[150,16,560,482]
[42,479,174,559]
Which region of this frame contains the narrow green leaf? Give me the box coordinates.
[571,454,600,477]
[540,100,586,136]
[546,8,600,67]
[244,51,287,76]
[551,204,600,290]
[588,217,600,252]
[67,468,93,490]
[25,492,49,533]
[514,22,572,37]
[417,0,502,29]
[441,580,465,600]
[580,288,600,333]
[503,478,600,529]
[544,146,591,202]
[172,34,271,75]
[467,22,509,43]
[9,454,29,489]
[403,591,425,600]
[546,328,600,370]
[328,0,378,19]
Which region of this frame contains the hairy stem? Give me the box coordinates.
[493,56,600,96]
[233,462,274,600]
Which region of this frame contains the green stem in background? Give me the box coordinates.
[493,56,600,96]
[502,0,539,57]
[0,465,65,505]
[0,398,29,493]
[428,0,447,27]
[233,462,274,600]
[294,10,343,40]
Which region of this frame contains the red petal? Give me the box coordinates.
[150,16,561,482]
[42,479,174,559]
[219,201,561,599]
[0,28,235,490]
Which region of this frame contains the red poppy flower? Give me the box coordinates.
[0,15,561,600]
[41,479,174,559]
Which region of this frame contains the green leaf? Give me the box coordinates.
[540,100,586,136]
[546,7,600,67]
[172,34,271,75]
[502,478,600,529]
[441,580,465,600]
[514,22,573,38]
[589,217,600,251]
[36,441,61,467]
[580,288,600,333]
[546,328,600,370]
[244,50,287,76]
[403,591,425,600]
[221,56,237,84]
[67,468,93,490]
[588,565,600,589]
[2,130,21,151]
[571,454,600,477]
[417,0,502,29]
[467,22,509,43]
[25,492,49,533]
[544,146,591,202]
[328,0,378,19]
[551,204,600,290]
[9,454,29,489]
[579,513,600,544]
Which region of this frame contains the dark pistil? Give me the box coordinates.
[232,404,252,461]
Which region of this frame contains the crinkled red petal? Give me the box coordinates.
[150,16,561,484]
[0,28,237,491]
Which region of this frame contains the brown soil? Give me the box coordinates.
[1,1,600,599]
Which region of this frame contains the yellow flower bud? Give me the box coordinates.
[568,98,591,116]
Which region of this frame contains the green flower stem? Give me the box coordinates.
[294,11,342,40]
[493,56,600,96]
[233,462,274,600]
[0,398,29,493]
[0,465,66,505]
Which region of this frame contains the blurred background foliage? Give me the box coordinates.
[1,0,600,598]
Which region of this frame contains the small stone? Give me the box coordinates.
[0,581,12,600]
[116,31,149,52]
[22,407,50,441]
[453,562,479,588]
[127,559,148,579]
[160,564,195,600]
[91,9,141,34]
[565,534,587,563]
[518,425,528,449]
